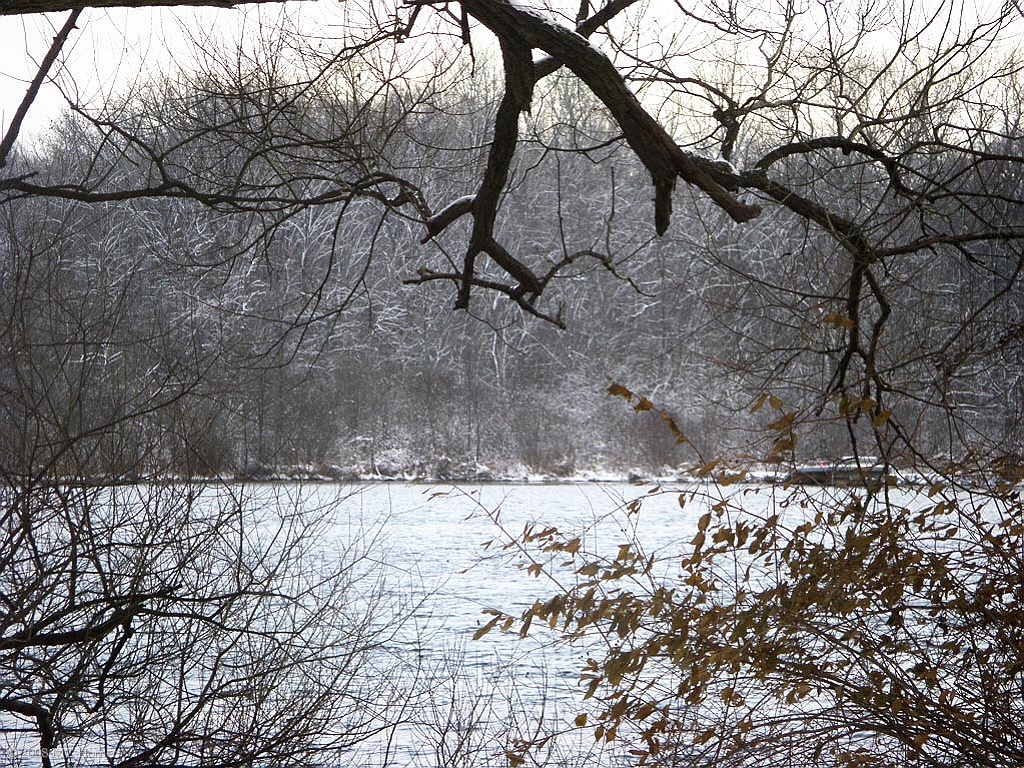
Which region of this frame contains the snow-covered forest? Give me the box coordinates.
[2,77,761,479]
[3,9,1023,480]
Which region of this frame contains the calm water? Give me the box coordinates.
[8,480,904,768]
[312,481,796,767]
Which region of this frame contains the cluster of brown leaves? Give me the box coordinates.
[483,475,1024,768]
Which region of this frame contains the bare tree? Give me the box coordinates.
[0,182,433,765]
[0,0,762,327]
[0,477,429,767]
[453,4,1024,767]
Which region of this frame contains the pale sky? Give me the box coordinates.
[0,5,276,142]
[3,10,137,136]
[0,0,472,143]
[3,0,1021,147]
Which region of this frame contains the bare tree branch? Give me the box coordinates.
[0,9,81,168]
[0,698,54,768]
[0,600,142,651]
[461,0,761,231]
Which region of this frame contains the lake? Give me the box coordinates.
[5,479,927,768]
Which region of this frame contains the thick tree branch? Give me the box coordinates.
[0,698,55,768]
[0,9,81,168]
[736,168,869,257]
[2,172,420,212]
[0,601,140,650]
[461,0,761,232]
[458,86,522,309]
[421,195,475,242]
[755,136,919,198]
[431,0,760,315]
[483,237,542,296]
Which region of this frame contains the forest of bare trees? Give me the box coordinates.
[5,0,1023,479]
[2,0,1024,766]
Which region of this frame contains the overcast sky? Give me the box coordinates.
[0,6,259,142]
[3,1,1020,148]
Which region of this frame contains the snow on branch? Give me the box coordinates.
[421,194,475,243]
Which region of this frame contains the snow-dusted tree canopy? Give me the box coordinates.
[3,0,1024,471]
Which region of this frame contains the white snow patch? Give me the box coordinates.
[428,194,476,225]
